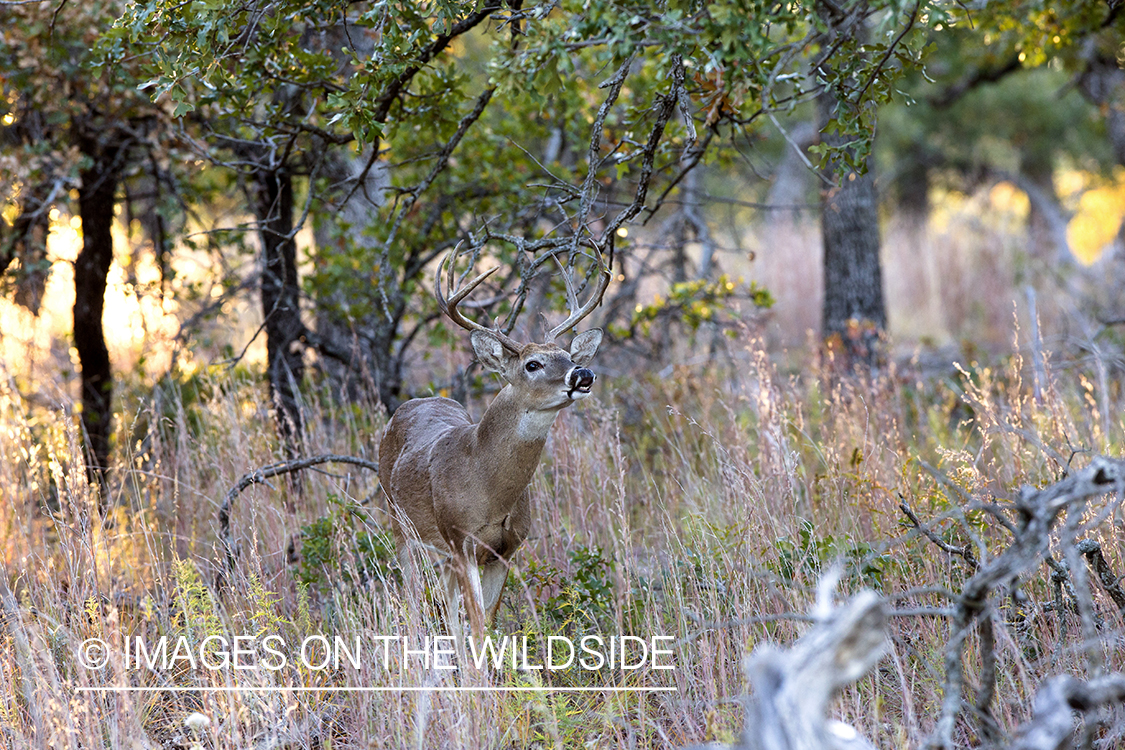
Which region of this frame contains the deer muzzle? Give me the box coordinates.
[567,367,596,398]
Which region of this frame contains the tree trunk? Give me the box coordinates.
[818,92,886,368]
[74,137,121,495]
[310,149,389,407]
[370,318,404,412]
[895,150,931,223]
[254,165,305,453]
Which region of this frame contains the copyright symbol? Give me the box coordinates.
[78,638,110,670]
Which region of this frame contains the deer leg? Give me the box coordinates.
[460,540,487,639]
[440,563,466,664]
[480,561,509,624]
[397,544,418,592]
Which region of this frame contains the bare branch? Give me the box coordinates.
[376,86,496,321]
[218,454,380,578]
[1012,674,1125,750]
[900,499,979,570]
[570,53,635,258]
[926,456,1125,749]
[1076,538,1125,617]
[335,1,503,209]
[604,72,681,235]
[930,55,1023,109]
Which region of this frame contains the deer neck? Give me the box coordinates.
[473,385,560,495]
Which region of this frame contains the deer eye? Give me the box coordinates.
[525,360,542,372]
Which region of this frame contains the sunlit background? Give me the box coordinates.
[3,168,1124,397]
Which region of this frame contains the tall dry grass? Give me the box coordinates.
[1,304,1123,748]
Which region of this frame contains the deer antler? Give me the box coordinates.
[547,250,611,339]
[435,249,524,354]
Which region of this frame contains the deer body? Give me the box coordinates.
[379,251,607,640]
[380,390,543,568]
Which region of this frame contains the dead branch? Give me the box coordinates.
[694,589,887,750]
[1012,674,1125,750]
[1076,538,1125,617]
[701,459,1125,750]
[218,454,380,575]
[900,498,980,570]
[926,456,1125,749]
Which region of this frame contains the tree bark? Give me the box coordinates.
[818,93,886,368]
[368,317,404,412]
[254,164,305,454]
[73,136,121,494]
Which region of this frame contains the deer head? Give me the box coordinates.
[435,247,609,414]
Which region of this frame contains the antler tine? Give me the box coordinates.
[434,249,524,353]
[548,250,612,339]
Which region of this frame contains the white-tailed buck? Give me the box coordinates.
[379,248,610,640]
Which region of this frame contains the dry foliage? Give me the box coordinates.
[1,315,1124,748]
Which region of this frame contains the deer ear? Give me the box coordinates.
[471,330,514,374]
[569,328,603,366]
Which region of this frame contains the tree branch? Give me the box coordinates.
[929,55,1023,109]
[926,457,1125,749]
[218,454,381,578]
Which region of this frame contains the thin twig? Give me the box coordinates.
[900,498,979,570]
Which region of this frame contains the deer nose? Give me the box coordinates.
[569,367,595,391]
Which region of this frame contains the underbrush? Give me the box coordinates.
[0,331,1123,748]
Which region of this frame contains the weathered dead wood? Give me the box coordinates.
[702,458,1125,750]
[688,588,888,750]
[740,589,887,750]
[1011,675,1125,750]
[925,456,1125,749]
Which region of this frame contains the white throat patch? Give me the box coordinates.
[517,408,561,441]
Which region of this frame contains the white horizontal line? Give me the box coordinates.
[76,686,676,693]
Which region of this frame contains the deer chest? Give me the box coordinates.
[473,507,530,563]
